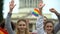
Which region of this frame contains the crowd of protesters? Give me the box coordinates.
[0,0,60,34]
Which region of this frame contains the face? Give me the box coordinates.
[17,21,26,32]
[44,17,47,24]
[45,23,54,33]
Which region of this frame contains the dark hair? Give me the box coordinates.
[44,20,54,34]
[0,22,5,28]
[0,20,15,30]
[11,21,15,30]
[17,19,26,24]
[0,20,5,28]
[44,16,48,20]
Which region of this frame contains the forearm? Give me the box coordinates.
[39,8,42,16]
[55,11,60,16]
[54,11,60,23]
[5,13,14,34]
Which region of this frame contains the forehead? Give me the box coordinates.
[18,21,26,24]
[46,23,53,26]
[44,17,47,20]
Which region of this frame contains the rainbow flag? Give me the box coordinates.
[0,28,8,34]
[32,8,40,16]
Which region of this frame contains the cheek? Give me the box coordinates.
[23,26,27,28]
[17,26,21,29]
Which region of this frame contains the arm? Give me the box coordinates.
[55,12,60,22]
[5,0,16,34]
[49,8,60,33]
[54,12,60,33]
[5,13,15,34]
[36,2,45,34]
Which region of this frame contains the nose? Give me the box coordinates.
[48,27,51,29]
[21,25,24,28]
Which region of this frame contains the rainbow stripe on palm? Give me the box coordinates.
[32,8,40,16]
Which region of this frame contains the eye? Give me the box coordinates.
[44,20,46,21]
[47,26,49,28]
[50,26,52,28]
[23,24,26,26]
[19,24,22,26]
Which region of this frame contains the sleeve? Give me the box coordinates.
[36,15,45,34]
[5,13,15,34]
[54,14,60,33]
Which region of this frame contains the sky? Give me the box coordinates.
[43,0,60,19]
[3,0,19,18]
[3,0,60,19]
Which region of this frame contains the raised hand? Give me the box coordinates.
[49,8,57,13]
[38,2,45,9]
[38,2,45,15]
[9,0,16,12]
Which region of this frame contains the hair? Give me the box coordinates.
[44,20,54,34]
[44,16,48,20]
[0,20,15,30]
[0,20,5,28]
[11,21,15,30]
[16,19,30,34]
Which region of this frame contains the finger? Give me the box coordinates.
[13,4,16,8]
[42,4,45,7]
[11,0,14,4]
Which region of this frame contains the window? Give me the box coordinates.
[19,0,42,8]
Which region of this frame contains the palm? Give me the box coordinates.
[38,2,45,9]
[9,0,15,10]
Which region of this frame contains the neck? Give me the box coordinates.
[47,32,53,34]
[19,31,25,34]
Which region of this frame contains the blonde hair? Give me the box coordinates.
[16,19,30,34]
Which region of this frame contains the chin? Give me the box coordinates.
[47,31,52,33]
[19,29,25,31]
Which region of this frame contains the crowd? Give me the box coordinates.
[0,0,60,34]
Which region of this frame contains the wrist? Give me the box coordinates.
[9,10,12,13]
[54,11,59,15]
[54,11,58,14]
[39,8,42,10]
[39,8,42,16]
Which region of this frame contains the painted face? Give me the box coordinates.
[17,21,26,32]
[45,23,54,33]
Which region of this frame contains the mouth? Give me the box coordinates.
[47,29,52,31]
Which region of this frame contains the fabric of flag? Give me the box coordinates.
[32,8,40,16]
[0,28,8,34]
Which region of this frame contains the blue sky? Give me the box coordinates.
[43,0,60,19]
[3,0,60,19]
[3,0,19,18]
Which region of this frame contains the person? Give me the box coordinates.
[0,20,8,34]
[36,1,60,34]
[5,0,30,34]
[36,2,45,34]
[43,16,48,24]
[44,20,54,34]
[49,8,60,34]
[44,8,60,34]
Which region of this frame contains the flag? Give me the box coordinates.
[0,28,8,34]
[32,8,40,17]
